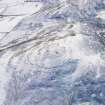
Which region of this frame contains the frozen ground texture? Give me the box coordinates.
[0,0,105,105]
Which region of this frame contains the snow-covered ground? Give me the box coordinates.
[0,0,105,105]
